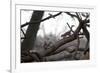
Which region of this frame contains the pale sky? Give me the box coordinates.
[21,10,81,39]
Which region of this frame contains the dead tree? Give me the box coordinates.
[21,11,44,62]
[21,11,62,62]
[21,11,90,62]
[44,12,90,56]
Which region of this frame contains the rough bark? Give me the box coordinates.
[21,11,44,54]
[43,51,71,61]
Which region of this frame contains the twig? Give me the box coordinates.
[75,12,81,22]
[65,12,77,18]
[66,23,74,33]
[65,12,81,22]
[21,28,26,37]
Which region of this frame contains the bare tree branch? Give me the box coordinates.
[65,12,77,18]
[21,12,62,28]
[65,12,81,22]
[21,28,26,37]
[75,12,81,22]
[44,20,84,56]
[21,11,90,62]
[43,51,71,61]
[66,23,74,32]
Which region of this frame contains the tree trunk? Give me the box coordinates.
[21,11,44,53]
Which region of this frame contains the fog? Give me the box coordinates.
[21,10,79,39]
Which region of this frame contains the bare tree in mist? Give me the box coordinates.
[21,11,90,63]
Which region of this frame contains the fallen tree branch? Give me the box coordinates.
[21,12,90,62]
[44,13,89,56]
[44,21,84,56]
[51,45,77,55]
[43,50,71,61]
